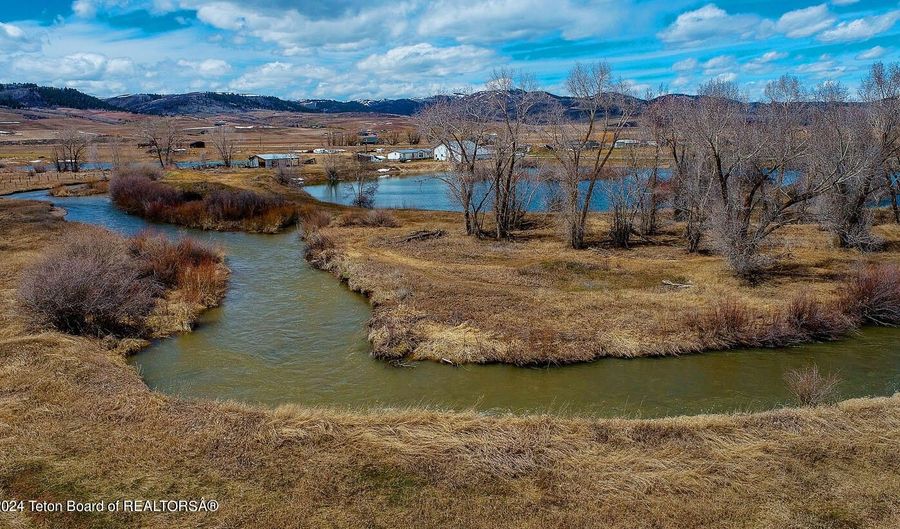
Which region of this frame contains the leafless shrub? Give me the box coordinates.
[298,207,332,234]
[841,263,900,325]
[110,173,295,231]
[114,163,164,181]
[129,231,221,288]
[322,155,341,183]
[776,294,853,342]
[337,210,399,228]
[784,365,841,406]
[18,230,158,336]
[684,298,752,345]
[33,164,47,174]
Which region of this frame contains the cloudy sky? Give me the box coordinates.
[1,1,898,100]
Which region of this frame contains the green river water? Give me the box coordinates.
[9,190,900,417]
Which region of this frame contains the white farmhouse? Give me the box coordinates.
[433,141,493,162]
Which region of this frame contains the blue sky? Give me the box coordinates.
[0,1,898,100]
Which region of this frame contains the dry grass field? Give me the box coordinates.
[0,198,898,528]
[308,208,900,364]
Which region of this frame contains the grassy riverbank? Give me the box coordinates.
[0,198,898,528]
[305,208,900,365]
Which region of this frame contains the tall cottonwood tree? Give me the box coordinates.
[139,118,183,168]
[813,82,883,249]
[483,69,543,239]
[544,62,636,249]
[53,128,91,172]
[416,92,493,236]
[859,62,900,224]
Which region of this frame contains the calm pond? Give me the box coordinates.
[8,189,900,417]
[303,173,640,211]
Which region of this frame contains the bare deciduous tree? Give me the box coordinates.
[416,91,494,235]
[860,62,900,224]
[211,126,237,168]
[53,128,91,172]
[139,118,183,168]
[544,61,636,248]
[322,155,341,183]
[344,158,379,208]
[812,82,883,250]
[677,78,828,278]
[483,69,544,239]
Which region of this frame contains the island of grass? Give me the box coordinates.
[301,205,900,365]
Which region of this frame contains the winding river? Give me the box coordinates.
[7,189,900,417]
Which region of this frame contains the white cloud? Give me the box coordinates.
[659,4,771,46]
[672,75,692,88]
[855,46,886,60]
[702,55,737,75]
[357,43,493,78]
[229,61,333,92]
[72,0,97,18]
[795,54,847,77]
[776,4,835,38]
[177,58,231,77]
[417,0,627,42]
[714,72,737,82]
[743,51,787,72]
[0,22,40,53]
[817,10,900,42]
[672,57,698,71]
[831,0,859,5]
[193,1,408,51]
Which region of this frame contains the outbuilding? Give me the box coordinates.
[248,153,301,168]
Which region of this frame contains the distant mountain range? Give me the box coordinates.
[0,82,677,117]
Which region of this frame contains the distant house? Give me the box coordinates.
[433,141,493,162]
[248,153,301,168]
[386,148,432,161]
[614,139,640,148]
[360,135,379,145]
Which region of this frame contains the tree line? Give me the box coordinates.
[415,61,900,278]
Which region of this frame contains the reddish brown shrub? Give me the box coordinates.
[18,230,158,336]
[841,263,900,326]
[110,174,296,232]
[299,207,332,234]
[177,260,227,306]
[684,299,753,345]
[129,231,222,289]
[777,294,853,342]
